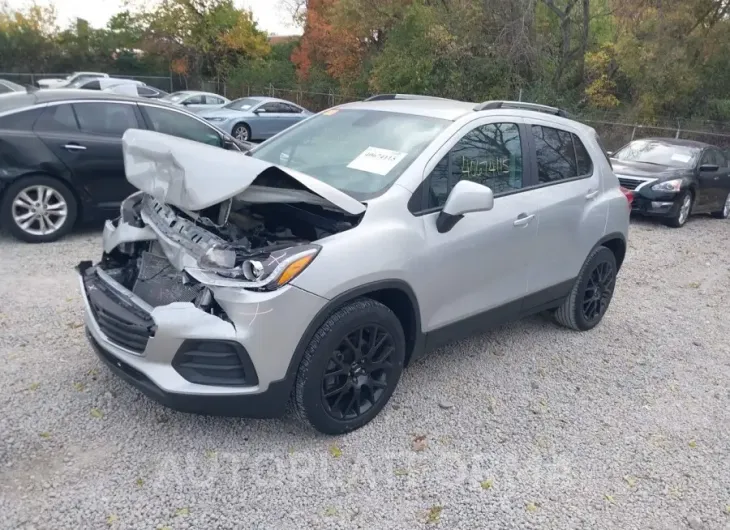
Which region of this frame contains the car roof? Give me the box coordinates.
[0,89,181,113]
[337,99,595,132]
[633,137,713,149]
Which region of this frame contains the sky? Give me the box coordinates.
[6,0,302,35]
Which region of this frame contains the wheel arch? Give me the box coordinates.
[1,171,82,222]
[285,280,424,384]
[595,232,627,271]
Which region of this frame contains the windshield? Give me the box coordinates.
[613,140,700,169]
[250,109,450,200]
[162,92,190,103]
[224,97,262,111]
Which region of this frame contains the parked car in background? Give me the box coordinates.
[68,78,142,90]
[81,99,629,434]
[200,96,313,141]
[611,137,730,227]
[0,90,251,243]
[0,78,25,94]
[37,72,108,89]
[102,84,168,99]
[161,91,229,112]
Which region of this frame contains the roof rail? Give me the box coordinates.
[364,93,454,102]
[474,100,569,118]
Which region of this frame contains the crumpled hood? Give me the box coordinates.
[122,129,366,215]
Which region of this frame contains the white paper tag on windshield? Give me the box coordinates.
[671,153,692,163]
[347,147,407,175]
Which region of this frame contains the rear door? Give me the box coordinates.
[521,121,608,299]
[33,101,144,210]
[254,102,286,138]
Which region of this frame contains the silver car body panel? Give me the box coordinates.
[122,129,366,215]
[86,100,629,403]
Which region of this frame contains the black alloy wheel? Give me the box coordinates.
[554,245,618,331]
[294,298,406,435]
[321,324,395,421]
[581,261,615,325]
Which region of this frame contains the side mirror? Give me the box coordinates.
[436,180,494,233]
[607,151,614,157]
[699,164,719,172]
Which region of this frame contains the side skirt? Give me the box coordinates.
[416,279,575,358]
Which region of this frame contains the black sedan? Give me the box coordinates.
[0,89,251,243]
[611,138,730,227]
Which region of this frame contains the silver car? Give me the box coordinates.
[79,99,630,434]
[199,96,313,141]
[161,90,230,113]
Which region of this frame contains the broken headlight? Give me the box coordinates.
[196,243,321,290]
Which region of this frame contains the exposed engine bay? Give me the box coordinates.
[100,192,361,311]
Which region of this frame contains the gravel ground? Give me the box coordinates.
[1,216,729,530]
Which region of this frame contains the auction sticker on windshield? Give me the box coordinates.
[347,147,408,175]
[671,153,692,163]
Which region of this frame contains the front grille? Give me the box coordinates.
[618,178,642,190]
[85,273,155,354]
[172,340,258,386]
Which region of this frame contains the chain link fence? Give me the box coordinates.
[6,71,730,149]
[0,72,174,92]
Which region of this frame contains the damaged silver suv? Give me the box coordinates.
[79,98,630,434]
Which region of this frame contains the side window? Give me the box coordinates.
[205,96,223,105]
[259,103,279,113]
[137,86,155,97]
[34,104,79,132]
[283,103,302,113]
[716,150,729,167]
[0,84,10,94]
[142,106,223,147]
[185,95,205,105]
[532,125,578,183]
[426,122,524,209]
[700,150,715,167]
[573,134,594,176]
[82,80,101,90]
[73,102,139,137]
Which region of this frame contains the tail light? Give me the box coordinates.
[620,186,634,206]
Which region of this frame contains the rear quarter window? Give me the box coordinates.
[0,108,42,129]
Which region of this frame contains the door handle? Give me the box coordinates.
[63,143,86,151]
[513,213,535,227]
[586,189,599,200]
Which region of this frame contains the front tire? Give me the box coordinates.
[294,298,406,435]
[554,246,617,331]
[665,191,693,228]
[0,176,78,243]
[710,191,730,219]
[232,123,251,142]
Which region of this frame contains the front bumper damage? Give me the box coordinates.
[78,202,329,418]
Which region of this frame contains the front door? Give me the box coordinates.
[410,119,539,340]
[697,148,730,210]
[33,101,143,211]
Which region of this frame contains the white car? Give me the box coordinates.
[161,90,230,112]
[37,72,108,89]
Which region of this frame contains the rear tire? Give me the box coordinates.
[555,246,617,331]
[294,298,405,435]
[0,175,78,243]
[664,191,693,228]
[710,191,730,219]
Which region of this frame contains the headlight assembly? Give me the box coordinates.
[651,179,683,192]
